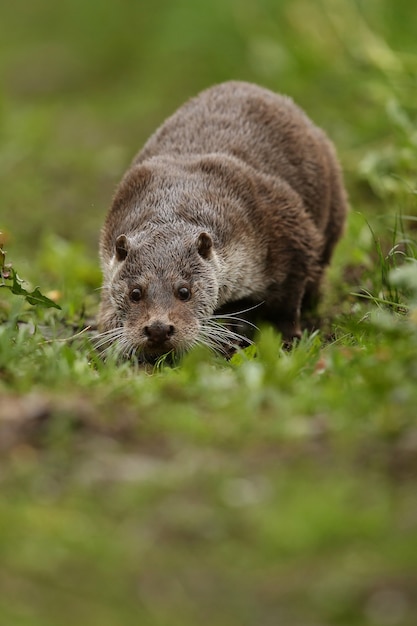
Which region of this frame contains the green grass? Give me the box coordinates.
[1,0,417,624]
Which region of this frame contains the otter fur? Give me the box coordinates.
[98,81,347,362]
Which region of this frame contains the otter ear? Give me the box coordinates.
[197,232,213,259]
[115,234,129,261]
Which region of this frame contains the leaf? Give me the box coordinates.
[1,268,61,310]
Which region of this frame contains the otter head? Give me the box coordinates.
[98,227,220,363]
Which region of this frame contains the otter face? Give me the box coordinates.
[97,230,220,363]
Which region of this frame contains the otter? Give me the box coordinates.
[98,81,347,362]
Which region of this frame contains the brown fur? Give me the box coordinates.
[98,81,347,362]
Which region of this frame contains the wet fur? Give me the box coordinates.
[98,81,348,361]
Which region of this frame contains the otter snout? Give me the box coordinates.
[144,321,175,345]
[142,319,176,357]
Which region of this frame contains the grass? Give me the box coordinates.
[1,0,417,624]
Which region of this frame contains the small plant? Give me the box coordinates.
[351,215,417,313]
[0,232,61,310]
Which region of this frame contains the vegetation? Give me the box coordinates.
[1,0,416,624]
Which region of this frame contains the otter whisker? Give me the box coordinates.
[94,331,123,348]
[204,319,254,346]
[199,320,252,356]
[93,328,125,358]
[94,338,122,355]
[212,301,264,319]
[116,340,139,363]
[215,301,264,317]
[201,325,239,344]
[94,285,110,292]
[211,316,260,332]
[210,303,263,333]
[94,326,124,339]
[201,329,235,344]
[93,328,124,351]
[202,334,249,353]
[196,335,229,355]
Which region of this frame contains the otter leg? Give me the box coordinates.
[301,267,325,320]
[270,308,302,344]
[263,279,306,344]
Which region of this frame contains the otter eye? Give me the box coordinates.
[129,288,142,303]
[177,287,191,301]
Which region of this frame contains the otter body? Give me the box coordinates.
[98,81,347,361]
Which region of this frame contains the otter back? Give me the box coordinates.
[98,81,348,362]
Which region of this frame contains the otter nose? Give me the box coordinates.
[144,321,174,344]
